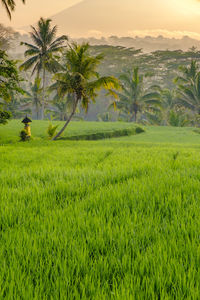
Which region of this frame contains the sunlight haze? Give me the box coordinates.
[0,0,81,28]
[1,0,200,38]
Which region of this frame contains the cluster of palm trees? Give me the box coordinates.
[112,67,160,123]
[175,61,200,125]
[8,14,200,132]
[2,0,200,133]
[17,18,119,139]
[113,61,200,127]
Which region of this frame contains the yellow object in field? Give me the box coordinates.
[22,116,32,137]
[25,124,31,137]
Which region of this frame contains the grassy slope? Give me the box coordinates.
[1,120,200,144]
[1,122,200,298]
[0,120,138,143]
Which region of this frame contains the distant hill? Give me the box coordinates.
[76,36,200,53]
[50,0,200,38]
[17,0,200,54]
[11,34,200,56]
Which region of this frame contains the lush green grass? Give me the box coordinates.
[0,120,140,144]
[1,122,200,299]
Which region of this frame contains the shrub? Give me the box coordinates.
[66,126,145,141]
[135,126,145,134]
[0,109,11,125]
[169,110,189,127]
[47,123,59,139]
[20,129,30,141]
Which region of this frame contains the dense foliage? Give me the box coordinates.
[0,49,23,124]
[7,39,200,127]
[2,18,200,128]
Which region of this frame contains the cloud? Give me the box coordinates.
[86,30,103,38]
[127,29,200,40]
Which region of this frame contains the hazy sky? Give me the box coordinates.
[0,0,81,28]
[1,0,200,39]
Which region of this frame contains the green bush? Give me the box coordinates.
[135,126,145,134]
[0,109,11,125]
[47,123,59,139]
[169,110,189,127]
[19,129,30,142]
[66,126,145,140]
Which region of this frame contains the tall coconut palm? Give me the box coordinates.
[175,60,199,86]
[1,0,25,19]
[152,87,177,125]
[176,60,200,125]
[114,67,160,122]
[20,77,43,120]
[51,43,120,140]
[20,18,68,119]
[177,72,200,121]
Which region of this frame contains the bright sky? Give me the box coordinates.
[0,0,81,28]
[1,0,200,38]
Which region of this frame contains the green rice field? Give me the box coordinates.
[1,121,200,299]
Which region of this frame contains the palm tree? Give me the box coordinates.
[175,60,199,86]
[51,43,120,140]
[1,0,25,19]
[177,73,200,123]
[176,60,200,125]
[20,77,42,120]
[20,18,68,119]
[152,87,177,125]
[114,67,160,122]
[49,93,75,121]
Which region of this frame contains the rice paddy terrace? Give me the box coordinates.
[1,121,200,299]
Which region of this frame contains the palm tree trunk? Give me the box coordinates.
[41,67,46,120]
[134,111,137,122]
[52,96,79,140]
[133,103,138,123]
[130,111,137,122]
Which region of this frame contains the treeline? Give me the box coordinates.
[0,18,119,140]
[1,18,200,133]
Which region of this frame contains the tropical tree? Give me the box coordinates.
[48,93,75,121]
[175,60,200,125]
[20,77,43,119]
[0,49,23,124]
[175,60,199,86]
[114,67,160,122]
[1,0,25,19]
[20,18,68,119]
[51,42,120,140]
[0,49,22,101]
[0,23,16,50]
[156,88,189,126]
[151,87,177,125]
[4,92,22,118]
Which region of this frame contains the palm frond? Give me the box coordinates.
[20,56,39,71]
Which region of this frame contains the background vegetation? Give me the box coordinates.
[2,21,200,127]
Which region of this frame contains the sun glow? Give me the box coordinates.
[1,0,200,38]
[175,0,200,15]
